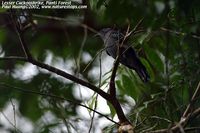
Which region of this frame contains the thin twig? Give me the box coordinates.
[0,82,119,125]
[18,11,111,105]
[182,81,200,118]
[9,99,17,133]
[88,52,102,133]
[127,17,144,37]
[77,25,87,73]
[32,14,98,34]
[9,18,111,101]
[83,47,107,72]
[185,127,200,132]
[160,27,200,40]
[149,108,200,133]
[0,56,27,61]
[148,82,200,133]
[6,11,134,126]
[0,56,111,102]
[0,111,23,133]
[10,11,33,60]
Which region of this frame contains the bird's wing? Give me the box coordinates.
[120,46,150,82]
[106,50,111,56]
[120,45,138,68]
[110,30,125,42]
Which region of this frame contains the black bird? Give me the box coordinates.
[98,28,150,82]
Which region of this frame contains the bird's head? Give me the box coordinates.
[94,28,113,43]
[99,28,112,37]
[94,28,112,37]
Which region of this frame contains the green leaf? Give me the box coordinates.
[88,95,97,112]
[144,44,164,73]
[97,0,105,9]
[122,75,135,95]
[107,101,116,118]
[116,80,125,94]
[121,74,142,100]
[140,57,155,82]
[19,94,43,122]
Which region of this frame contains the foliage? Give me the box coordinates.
[0,0,200,132]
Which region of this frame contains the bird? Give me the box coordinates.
[97,28,150,82]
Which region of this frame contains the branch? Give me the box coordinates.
[107,25,131,126]
[15,30,33,60]
[108,19,145,127]
[0,82,119,125]
[109,24,131,96]
[7,16,116,125]
[149,81,200,133]
[127,17,144,37]
[182,81,200,118]
[7,12,124,127]
[32,14,98,34]
[149,107,200,133]
[0,111,23,133]
[0,56,110,101]
[160,27,200,40]
[6,12,134,127]
[0,56,27,61]
[4,14,111,102]
[10,11,33,60]
[9,14,112,101]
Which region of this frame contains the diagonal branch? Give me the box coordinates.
[160,27,200,40]
[109,24,131,96]
[182,81,200,118]
[32,59,111,99]
[5,12,139,127]
[108,19,145,126]
[9,14,111,102]
[10,11,33,60]
[149,107,200,133]
[0,56,110,101]
[149,81,200,133]
[9,12,129,126]
[107,25,131,125]
[109,18,144,94]
[16,30,33,60]
[0,82,119,125]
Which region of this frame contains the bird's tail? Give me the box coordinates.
[136,67,150,82]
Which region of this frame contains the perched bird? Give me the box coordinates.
[97,28,150,82]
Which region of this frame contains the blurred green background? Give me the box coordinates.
[0,0,200,132]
